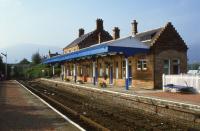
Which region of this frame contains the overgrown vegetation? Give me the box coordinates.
[26,64,61,79]
[9,52,61,80]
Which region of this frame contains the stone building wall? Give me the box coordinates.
[64,45,79,54]
[63,53,155,89]
[62,22,188,90]
[152,22,188,88]
[154,50,187,88]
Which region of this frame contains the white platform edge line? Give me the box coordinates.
[15,80,86,131]
[43,78,200,109]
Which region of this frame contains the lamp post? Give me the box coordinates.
[1,52,7,79]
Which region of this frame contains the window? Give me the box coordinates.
[70,65,73,76]
[115,62,118,79]
[172,59,180,65]
[99,63,103,77]
[106,67,109,76]
[80,67,83,76]
[163,59,170,74]
[137,59,147,71]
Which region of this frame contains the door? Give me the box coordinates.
[172,59,180,74]
[95,67,98,84]
[110,66,113,84]
[128,65,132,87]
[173,65,179,74]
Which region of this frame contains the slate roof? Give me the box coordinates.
[64,29,112,49]
[64,31,95,49]
[134,27,163,45]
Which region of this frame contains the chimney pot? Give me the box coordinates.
[112,27,120,40]
[96,18,103,30]
[79,28,84,37]
[131,20,138,36]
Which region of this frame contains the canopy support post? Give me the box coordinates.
[74,63,77,83]
[125,57,129,90]
[93,61,96,85]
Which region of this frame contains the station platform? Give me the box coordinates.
[0,80,82,131]
[48,78,200,106]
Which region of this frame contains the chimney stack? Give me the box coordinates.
[131,20,138,36]
[79,28,84,37]
[98,33,102,43]
[96,18,103,30]
[112,27,120,40]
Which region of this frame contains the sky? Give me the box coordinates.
[0,0,200,62]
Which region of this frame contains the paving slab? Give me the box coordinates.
[0,80,82,131]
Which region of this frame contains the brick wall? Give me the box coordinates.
[154,50,187,88]
[153,23,188,89]
[63,54,154,89]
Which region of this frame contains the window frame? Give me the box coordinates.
[163,59,170,75]
[137,59,147,71]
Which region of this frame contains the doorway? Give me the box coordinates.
[95,67,98,84]
[172,59,180,74]
[109,66,113,84]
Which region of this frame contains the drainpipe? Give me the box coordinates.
[125,57,129,90]
[93,61,96,85]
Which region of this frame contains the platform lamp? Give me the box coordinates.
[1,52,7,79]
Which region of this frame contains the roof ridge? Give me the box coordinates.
[150,25,167,45]
[135,27,163,36]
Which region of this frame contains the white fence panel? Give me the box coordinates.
[163,74,200,93]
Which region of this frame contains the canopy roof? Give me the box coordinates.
[43,36,150,64]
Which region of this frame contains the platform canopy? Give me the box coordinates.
[43,36,150,64]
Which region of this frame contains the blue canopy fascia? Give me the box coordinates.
[43,44,149,64]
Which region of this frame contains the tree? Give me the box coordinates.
[0,56,4,73]
[19,58,30,64]
[188,63,200,70]
[32,52,42,64]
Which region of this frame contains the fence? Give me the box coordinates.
[162,74,200,93]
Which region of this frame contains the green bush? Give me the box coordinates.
[26,64,52,79]
[99,82,107,88]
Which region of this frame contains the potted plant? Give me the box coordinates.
[77,80,84,84]
[65,78,70,82]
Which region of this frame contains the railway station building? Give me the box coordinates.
[43,19,188,89]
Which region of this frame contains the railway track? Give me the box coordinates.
[19,80,110,131]
[19,80,197,131]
